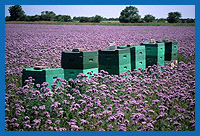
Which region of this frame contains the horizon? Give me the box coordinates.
[5,5,195,19]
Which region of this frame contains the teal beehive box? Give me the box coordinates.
[141,42,165,67]
[98,48,131,66]
[117,45,146,70]
[61,51,98,69]
[157,41,178,61]
[22,67,64,88]
[99,64,131,75]
[98,48,131,75]
[64,68,98,80]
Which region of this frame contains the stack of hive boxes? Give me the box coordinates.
[117,45,146,70]
[22,67,64,88]
[61,51,98,80]
[141,42,165,67]
[98,48,131,75]
[163,41,178,62]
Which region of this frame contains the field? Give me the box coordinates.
[5,21,195,26]
[5,24,195,131]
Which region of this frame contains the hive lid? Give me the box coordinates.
[99,48,130,54]
[141,42,165,47]
[34,66,49,70]
[62,51,98,57]
[72,48,84,52]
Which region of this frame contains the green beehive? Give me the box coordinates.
[61,51,98,69]
[141,42,165,66]
[64,68,98,80]
[99,63,131,75]
[98,48,131,66]
[22,68,64,88]
[157,41,178,61]
[117,45,146,70]
[146,56,164,66]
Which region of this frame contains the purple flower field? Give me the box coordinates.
[5,24,195,131]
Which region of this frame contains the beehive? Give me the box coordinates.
[161,41,178,61]
[99,64,131,75]
[141,42,165,66]
[61,51,98,69]
[98,48,131,75]
[64,68,98,80]
[117,45,146,70]
[22,68,64,88]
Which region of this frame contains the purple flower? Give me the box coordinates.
[99,128,105,131]
[39,105,45,110]
[24,116,30,120]
[59,127,67,131]
[55,120,60,124]
[45,119,52,125]
[32,106,37,110]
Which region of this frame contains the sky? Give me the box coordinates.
[5,5,195,19]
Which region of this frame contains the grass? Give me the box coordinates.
[5,21,195,26]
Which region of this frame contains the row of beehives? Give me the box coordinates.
[22,39,178,88]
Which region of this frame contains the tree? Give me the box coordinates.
[5,16,10,21]
[156,18,166,23]
[139,18,145,23]
[55,15,64,21]
[33,15,40,21]
[62,15,71,22]
[8,5,25,21]
[186,18,195,23]
[144,14,155,23]
[41,11,56,21]
[167,12,182,23]
[79,17,90,22]
[90,15,102,23]
[55,15,71,22]
[119,6,141,23]
[73,16,81,21]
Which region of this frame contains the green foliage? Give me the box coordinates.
[102,17,119,21]
[90,15,103,23]
[178,54,195,64]
[156,18,167,23]
[8,5,25,21]
[62,15,72,22]
[167,12,182,23]
[6,5,194,25]
[144,14,155,23]
[79,15,102,23]
[55,15,64,21]
[25,15,41,22]
[34,15,40,21]
[73,16,81,21]
[79,17,90,22]
[180,18,195,23]
[41,11,56,21]
[119,6,141,23]
[5,16,10,21]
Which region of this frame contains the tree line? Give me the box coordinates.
[5,5,195,23]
